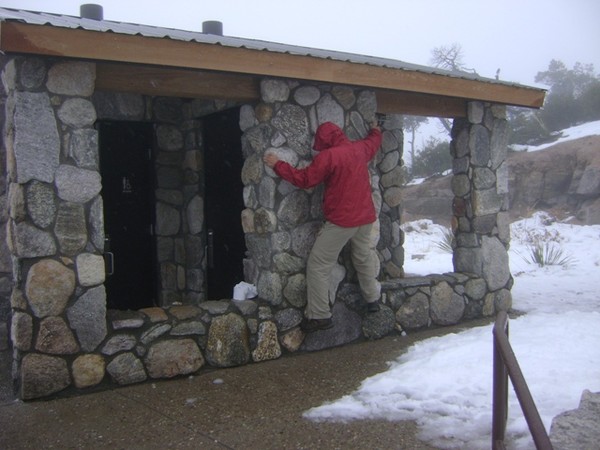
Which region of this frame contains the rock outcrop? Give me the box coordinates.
[402,134,600,225]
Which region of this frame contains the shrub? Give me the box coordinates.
[525,242,575,268]
[436,228,454,253]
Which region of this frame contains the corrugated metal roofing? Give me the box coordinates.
[0,7,524,88]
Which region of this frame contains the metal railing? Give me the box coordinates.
[492,311,554,450]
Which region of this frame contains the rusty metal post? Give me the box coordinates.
[492,311,509,449]
[491,311,554,450]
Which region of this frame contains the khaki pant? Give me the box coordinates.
[305,221,380,319]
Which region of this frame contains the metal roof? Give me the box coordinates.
[0,7,524,89]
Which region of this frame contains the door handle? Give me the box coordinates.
[104,252,115,276]
[207,229,214,269]
[104,236,115,276]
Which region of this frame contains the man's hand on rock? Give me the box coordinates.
[263,152,279,168]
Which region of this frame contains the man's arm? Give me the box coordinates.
[360,123,382,161]
[263,151,329,189]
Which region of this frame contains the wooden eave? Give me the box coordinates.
[0,21,546,117]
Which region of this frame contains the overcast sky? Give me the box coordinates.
[2,0,599,87]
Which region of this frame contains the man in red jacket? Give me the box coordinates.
[263,121,382,332]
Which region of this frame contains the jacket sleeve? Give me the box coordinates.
[273,153,330,189]
[361,128,382,161]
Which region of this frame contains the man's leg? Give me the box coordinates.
[305,222,355,319]
[350,222,380,304]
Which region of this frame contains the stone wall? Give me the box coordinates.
[1,56,237,399]
[1,55,512,400]
[14,268,490,399]
[4,57,106,399]
[0,56,12,324]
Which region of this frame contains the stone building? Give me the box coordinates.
[0,6,545,399]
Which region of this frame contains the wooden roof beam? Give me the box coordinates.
[376,90,467,117]
[96,63,260,101]
[0,22,546,109]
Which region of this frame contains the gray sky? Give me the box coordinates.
[2,0,599,87]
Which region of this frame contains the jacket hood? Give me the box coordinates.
[312,122,350,151]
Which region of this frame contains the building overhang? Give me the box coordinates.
[0,21,546,117]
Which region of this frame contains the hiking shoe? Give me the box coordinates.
[367,302,380,313]
[301,318,333,332]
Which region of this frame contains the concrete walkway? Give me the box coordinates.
[3,323,488,450]
[2,315,596,449]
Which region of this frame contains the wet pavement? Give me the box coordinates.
[0,321,492,450]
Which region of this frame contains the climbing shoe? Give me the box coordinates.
[367,302,380,313]
[301,318,333,332]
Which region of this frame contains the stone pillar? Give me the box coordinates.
[450,102,512,313]
[0,55,13,326]
[377,115,405,278]
[153,97,189,306]
[4,57,107,398]
[240,79,403,308]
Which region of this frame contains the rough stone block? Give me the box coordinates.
[47,61,95,96]
[26,181,56,228]
[9,221,57,258]
[26,259,75,318]
[261,79,290,103]
[396,291,430,330]
[57,98,96,128]
[482,236,510,291]
[145,339,204,378]
[13,91,60,183]
[106,353,147,385]
[362,306,395,339]
[11,311,33,351]
[274,308,303,331]
[205,313,250,367]
[430,282,465,326]
[301,302,361,352]
[67,286,107,351]
[21,353,70,400]
[550,390,600,450]
[35,316,79,354]
[294,86,321,106]
[55,165,101,203]
[279,327,304,353]
[72,354,105,388]
[252,321,281,362]
[76,253,105,287]
[101,334,137,356]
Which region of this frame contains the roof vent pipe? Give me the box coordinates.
[202,21,223,36]
[80,4,104,20]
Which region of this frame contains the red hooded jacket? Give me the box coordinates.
[273,122,382,227]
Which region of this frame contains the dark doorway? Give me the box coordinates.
[99,121,157,310]
[204,108,246,300]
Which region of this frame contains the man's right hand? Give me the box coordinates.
[263,152,279,168]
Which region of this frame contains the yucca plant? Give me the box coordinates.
[526,241,575,268]
[436,228,454,253]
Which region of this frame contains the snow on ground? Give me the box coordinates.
[304,210,600,449]
[510,119,600,152]
[305,121,600,449]
[304,123,600,448]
